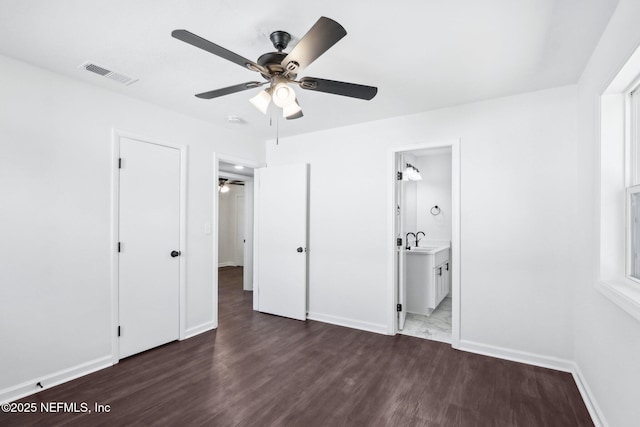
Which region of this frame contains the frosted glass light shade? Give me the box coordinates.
[272,82,296,108]
[249,89,271,114]
[283,99,302,118]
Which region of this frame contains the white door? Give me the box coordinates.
[397,154,407,330]
[255,164,308,320]
[243,181,254,291]
[235,194,245,266]
[118,137,180,359]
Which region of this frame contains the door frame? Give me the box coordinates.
[213,153,264,324]
[234,192,245,267]
[388,139,461,348]
[110,129,187,364]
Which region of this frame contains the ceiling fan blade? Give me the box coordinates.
[195,81,265,99]
[172,29,268,74]
[298,77,377,100]
[281,17,347,74]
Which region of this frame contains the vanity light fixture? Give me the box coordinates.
[234,165,245,170]
[403,163,422,181]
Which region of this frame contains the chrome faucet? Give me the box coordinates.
[416,231,426,247]
[405,232,416,250]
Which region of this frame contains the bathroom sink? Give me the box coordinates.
[406,244,450,254]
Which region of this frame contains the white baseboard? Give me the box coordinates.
[457,340,606,427]
[0,355,113,404]
[307,312,388,335]
[218,262,237,268]
[571,363,608,427]
[457,339,574,372]
[184,321,217,339]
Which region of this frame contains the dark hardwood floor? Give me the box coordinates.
[1,266,593,426]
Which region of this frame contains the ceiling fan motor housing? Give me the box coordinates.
[257,51,291,79]
[269,30,291,51]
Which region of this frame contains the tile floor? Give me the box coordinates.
[399,297,452,343]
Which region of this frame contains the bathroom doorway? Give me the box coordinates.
[391,141,460,347]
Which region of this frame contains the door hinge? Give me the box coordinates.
[397,304,402,312]
[118,242,121,253]
[397,171,403,180]
[117,326,121,337]
[118,158,122,169]
[396,238,402,247]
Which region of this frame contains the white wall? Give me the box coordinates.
[266,85,578,361]
[0,54,263,398]
[415,152,452,241]
[574,0,640,425]
[218,184,243,266]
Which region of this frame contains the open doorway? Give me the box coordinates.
[217,160,254,295]
[392,141,460,347]
[212,154,262,329]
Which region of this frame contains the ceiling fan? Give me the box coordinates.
[171,17,377,120]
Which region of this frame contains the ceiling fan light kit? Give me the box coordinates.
[271,76,296,108]
[249,89,272,114]
[171,16,377,121]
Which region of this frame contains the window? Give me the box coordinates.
[598,46,640,321]
[628,186,640,281]
[628,87,640,283]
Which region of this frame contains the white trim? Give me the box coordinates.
[184,321,217,339]
[110,130,121,365]
[307,312,388,335]
[253,168,261,311]
[219,171,254,181]
[235,193,245,267]
[458,340,574,372]
[213,153,265,324]
[595,280,640,322]
[111,129,188,363]
[598,43,640,322]
[388,139,461,348]
[0,355,112,404]
[572,364,608,427]
[457,340,605,427]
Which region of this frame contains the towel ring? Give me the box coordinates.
[430,205,441,216]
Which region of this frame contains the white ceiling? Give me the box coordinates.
[219,161,254,177]
[0,0,618,140]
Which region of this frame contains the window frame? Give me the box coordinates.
[626,84,640,284]
[597,44,640,322]
[626,184,640,284]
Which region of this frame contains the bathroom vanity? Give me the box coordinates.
[405,243,450,316]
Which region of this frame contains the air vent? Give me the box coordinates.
[78,61,138,86]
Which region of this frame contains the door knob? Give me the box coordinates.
[296,247,304,253]
[171,250,181,257]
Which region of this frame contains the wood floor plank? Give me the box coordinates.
[0,267,593,426]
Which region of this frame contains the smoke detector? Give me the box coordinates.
[227,115,245,124]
